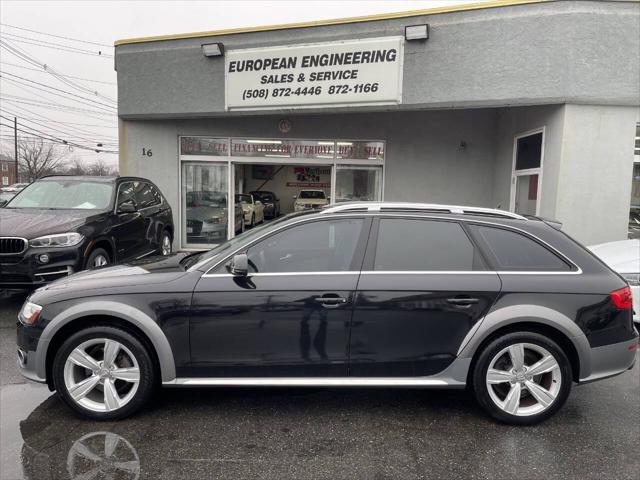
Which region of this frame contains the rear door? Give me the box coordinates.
[112,181,146,260]
[349,216,501,377]
[134,182,165,254]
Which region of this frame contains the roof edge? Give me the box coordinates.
[114,0,548,47]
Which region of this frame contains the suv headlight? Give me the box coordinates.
[19,301,42,325]
[29,232,84,248]
[621,273,640,286]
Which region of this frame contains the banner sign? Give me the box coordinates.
[225,37,404,111]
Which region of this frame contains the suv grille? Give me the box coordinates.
[0,237,27,255]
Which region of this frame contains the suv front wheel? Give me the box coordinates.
[52,326,156,420]
[472,332,572,425]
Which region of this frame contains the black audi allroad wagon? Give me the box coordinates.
[16,202,638,424]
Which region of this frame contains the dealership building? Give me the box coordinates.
[114,0,640,250]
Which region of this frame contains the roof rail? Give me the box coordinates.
[320,202,527,220]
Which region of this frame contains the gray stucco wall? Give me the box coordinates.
[121,108,501,248]
[555,104,639,245]
[115,1,639,118]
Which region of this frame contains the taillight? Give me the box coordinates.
[610,286,633,311]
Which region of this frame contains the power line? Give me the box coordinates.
[0,23,114,48]
[0,61,117,85]
[1,95,117,116]
[0,33,114,58]
[1,106,118,137]
[1,70,117,109]
[0,112,118,145]
[0,40,116,103]
[0,121,119,154]
[1,98,117,125]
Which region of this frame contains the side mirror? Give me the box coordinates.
[227,253,248,276]
[118,200,137,213]
[292,195,297,199]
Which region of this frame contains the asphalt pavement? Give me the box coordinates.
[0,289,638,480]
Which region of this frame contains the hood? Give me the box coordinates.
[30,252,196,303]
[0,208,105,239]
[589,239,640,273]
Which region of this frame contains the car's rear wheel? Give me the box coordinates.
[52,326,156,420]
[86,248,110,269]
[472,332,572,425]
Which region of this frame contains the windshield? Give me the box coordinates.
[236,194,253,204]
[299,190,326,199]
[254,192,274,201]
[184,210,314,270]
[186,191,226,208]
[7,180,114,209]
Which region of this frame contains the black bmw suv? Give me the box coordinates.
[16,202,638,424]
[0,175,173,288]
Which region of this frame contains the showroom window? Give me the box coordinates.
[373,219,477,271]
[246,218,364,273]
[629,122,640,239]
[510,128,544,216]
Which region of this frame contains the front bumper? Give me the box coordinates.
[16,321,46,383]
[0,245,84,289]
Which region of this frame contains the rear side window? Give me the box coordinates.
[373,219,479,271]
[469,225,571,271]
[135,182,160,209]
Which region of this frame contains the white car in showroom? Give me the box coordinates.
[293,189,329,211]
[235,193,264,228]
[589,239,639,324]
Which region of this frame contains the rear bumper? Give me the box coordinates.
[578,333,638,384]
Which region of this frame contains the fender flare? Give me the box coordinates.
[456,304,592,379]
[35,300,176,383]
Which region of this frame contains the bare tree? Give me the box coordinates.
[86,158,118,176]
[18,138,67,182]
[65,156,88,176]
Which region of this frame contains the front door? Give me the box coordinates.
[189,216,370,377]
[350,217,501,377]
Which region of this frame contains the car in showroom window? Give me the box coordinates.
[293,189,329,211]
[15,203,637,425]
[0,175,174,288]
[235,193,265,228]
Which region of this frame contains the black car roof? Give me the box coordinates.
[38,175,155,184]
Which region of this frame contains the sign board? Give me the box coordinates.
[225,37,404,111]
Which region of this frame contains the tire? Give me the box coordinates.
[52,326,156,420]
[472,331,572,425]
[86,248,110,269]
[160,230,172,255]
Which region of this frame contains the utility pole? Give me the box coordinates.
[13,117,18,183]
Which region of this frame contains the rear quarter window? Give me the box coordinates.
[469,225,571,271]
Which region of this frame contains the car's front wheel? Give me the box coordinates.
[52,326,156,420]
[472,332,572,425]
[160,231,172,255]
[86,248,110,269]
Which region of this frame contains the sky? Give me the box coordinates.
[0,0,476,169]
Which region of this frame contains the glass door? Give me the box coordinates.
[181,162,229,249]
[510,129,544,215]
[335,165,383,203]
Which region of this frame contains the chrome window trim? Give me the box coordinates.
[196,212,582,276]
[202,271,360,278]
[0,236,28,255]
[164,377,449,387]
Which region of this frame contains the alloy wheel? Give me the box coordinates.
[161,234,172,255]
[67,431,140,480]
[93,254,108,267]
[63,338,140,413]
[485,342,561,416]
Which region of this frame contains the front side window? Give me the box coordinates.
[373,219,477,271]
[236,194,253,205]
[8,180,113,210]
[469,225,570,271]
[246,218,364,273]
[116,182,136,208]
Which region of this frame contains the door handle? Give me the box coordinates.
[446,297,479,306]
[313,295,347,308]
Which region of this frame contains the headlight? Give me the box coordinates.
[622,273,640,286]
[19,301,42,325]
[204,216,221,224]
[29,232,84,248]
